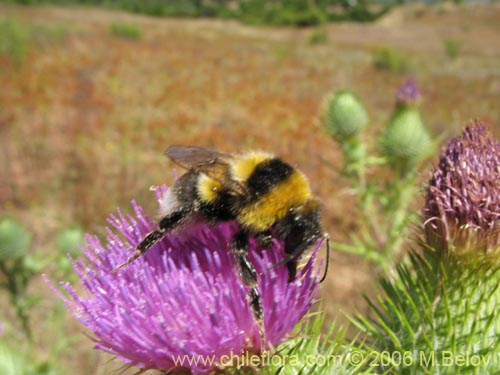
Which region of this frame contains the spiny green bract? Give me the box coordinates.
[260,314,375,375]
[351,250,500,374]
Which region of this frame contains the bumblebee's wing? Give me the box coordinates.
[165,145,232,168]
[165,145,246,196]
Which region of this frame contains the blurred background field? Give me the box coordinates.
[0,1,499,374]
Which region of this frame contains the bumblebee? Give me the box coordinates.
[114,145,329,336]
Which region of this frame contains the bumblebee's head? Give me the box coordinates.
[296,199,320,216]
[289,199,323,242]
[274,199,323,281]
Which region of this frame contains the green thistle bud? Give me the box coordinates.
[379,106,431,174]
[322,90,368,141]
[56,227,84,256]
[380,78,431,175]
[0,218,31,261]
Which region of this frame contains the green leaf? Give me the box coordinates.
[0,343,29,375]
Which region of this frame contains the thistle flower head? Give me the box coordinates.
[396,77,421,107]
[47,186,321,374]
[424,121,500,251]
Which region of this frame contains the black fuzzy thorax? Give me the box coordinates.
[199,189,236,222]
[244,158,294,203]
[174,170,237,223]
[175,158,297,226]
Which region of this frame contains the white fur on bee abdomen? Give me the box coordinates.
[157,188,180,218]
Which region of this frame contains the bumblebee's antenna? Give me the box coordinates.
[319,234,330,283]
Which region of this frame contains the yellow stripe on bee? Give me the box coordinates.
[231,152,274,182]
[197,174,223,203]
[238,170,311,232]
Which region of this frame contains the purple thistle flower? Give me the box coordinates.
[46,185,321,374]
[423,121,500,251]
[396,77,421,107]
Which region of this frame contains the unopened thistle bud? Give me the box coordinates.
[424,121,500,252]
[322,90,368,141]
[379,78,430,174]
[56,227,84,256]
[0,218,31,261]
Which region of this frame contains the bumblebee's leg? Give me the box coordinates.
[286,260,298,283]
[281,233,330,283]
[233,231,265,347]
[113,208,189,272]
[266,240,307,282]
[254,230,273,249]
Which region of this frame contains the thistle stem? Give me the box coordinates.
[0,260,32,339]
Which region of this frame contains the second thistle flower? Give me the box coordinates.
[424,121,500,252]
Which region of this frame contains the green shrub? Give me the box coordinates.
[276,7,325,27]
[444,38,462,60]
[0,18,31,64]
[238,0,326,26]
[110,22,142,40]
[309,28,328,45]
[0,17,67,64]
[372,47,412,74]
[0,0,391,26]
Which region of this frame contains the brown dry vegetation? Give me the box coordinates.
[0,3,499,374]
